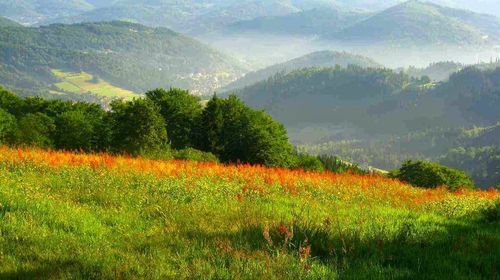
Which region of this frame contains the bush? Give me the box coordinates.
[395,160,474,190]
[174,148,219,163]
[293,153,324,172]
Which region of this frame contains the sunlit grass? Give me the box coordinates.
[51,69,137,99]
[0,147,498,279]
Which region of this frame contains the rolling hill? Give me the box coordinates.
[330,0,500,46]
[223,7,369,36]
[0,16,22,27]
[0,21,244,98]
[234,65,500,187]
[235,65,499,135]
[39,0,319,33]
[333,0,500,17]
[222,51,382,91]
[0,0,93,25]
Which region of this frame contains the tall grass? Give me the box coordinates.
[0,147,498,279]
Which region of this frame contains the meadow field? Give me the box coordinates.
[0,147,498,279]
[51,69,136,99]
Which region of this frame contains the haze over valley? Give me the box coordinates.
[1,1,499,278]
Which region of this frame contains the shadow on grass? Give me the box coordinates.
[184,216,499,279]
[0,260,105,280]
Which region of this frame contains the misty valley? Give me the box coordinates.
[0,0,499,279]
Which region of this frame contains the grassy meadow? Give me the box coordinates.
[51,69,137,99]
[0,147,498,279]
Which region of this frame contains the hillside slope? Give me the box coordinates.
[223,7,369,36]
[0,147,498,278]
[236,65,500,187]
[0,0,93,25]
[0,21,244,97]
[223,51,382,91]
[236,66,499,134]
[331,1,500,46]
[0,16,21,27]
[40,0,313,33]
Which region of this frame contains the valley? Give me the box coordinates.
[0,1,499,278]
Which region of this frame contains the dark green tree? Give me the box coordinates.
[54,110,95,151]
[14,112,55,148]
[243,110,296,167]
[197,95,296,167]
[196,95,225,156]
[0,108,16,144]
[109,98,168,156]
[294,153,324,172]
[0,88,23,116]
[145,88,202,149]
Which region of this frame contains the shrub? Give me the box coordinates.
[294,153,324,172]
[396,160,474,190]
[174,148,219,163]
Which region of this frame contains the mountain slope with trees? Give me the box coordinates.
[330,1,500,46]
[0,16,22,27]
[0,21,244,98]
[222,7,370,36]
[0,0,93,25]
[222,51,382,91]
[234,66,500,187]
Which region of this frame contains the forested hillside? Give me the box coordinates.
[223,51,382,91]
[223,7,370,36]
[330,1,500,46]
[0,21,244,98]
[38,0,324,33]
[234,66,500,187]
[0,16,22,27]
[236,66,499,132]
[0,0,93,25]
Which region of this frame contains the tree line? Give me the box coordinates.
[1,86,360,171]
[1,86,477,189]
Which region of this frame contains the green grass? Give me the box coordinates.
[51,69,137,99]
[0,153,498,279]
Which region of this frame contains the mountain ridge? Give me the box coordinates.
[0,21,245,98]
[329,0,500,46]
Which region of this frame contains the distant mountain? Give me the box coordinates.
[222,51,382,91]
[468,125,500,147]
[40,0,318,33]
[406,61,464,81]
[0,0,93,25]
[0,16,21,27]
[334,0,500,17]
[235,65,499,135]
[406,59,500,81]
[0,21,244,98]
[332,0,403,12]
[223,7,370,36]
[430,0,500,17]
[235,65,499,188]
[330,1,500,46]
